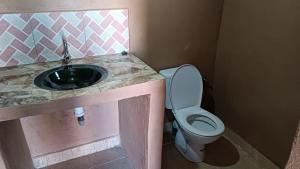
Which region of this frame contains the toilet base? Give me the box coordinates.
[174,127,205,163]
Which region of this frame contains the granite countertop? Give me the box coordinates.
[0,54,164,110]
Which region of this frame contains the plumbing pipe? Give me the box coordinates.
[74,107,85,126]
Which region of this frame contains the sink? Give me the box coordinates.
[34,64,108,91]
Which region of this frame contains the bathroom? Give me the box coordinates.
[0,0,299,169]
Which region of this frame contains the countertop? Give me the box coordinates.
[0,54,164,110]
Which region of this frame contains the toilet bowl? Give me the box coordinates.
[160,64,225,162]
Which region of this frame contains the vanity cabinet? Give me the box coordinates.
[0,54,165,169]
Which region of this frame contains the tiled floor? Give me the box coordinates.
[42,147,133,169]
[42,129,279,169]
[162,129,280,169]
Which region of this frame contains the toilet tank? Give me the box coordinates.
[159,67,178,109]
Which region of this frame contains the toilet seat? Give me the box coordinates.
[169,64,225,137]
[174,106,225,137]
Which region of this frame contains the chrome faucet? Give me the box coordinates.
[62,36,71,65]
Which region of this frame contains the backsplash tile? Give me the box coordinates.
[0,14,37,67]
[31,11,86,61]
[0,9,129,67]
[83,10,129,56]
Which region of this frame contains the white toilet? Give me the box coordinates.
[160,64,225,163]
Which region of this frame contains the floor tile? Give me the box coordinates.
[162,143,199,169]
[41,147,128,169]
[204,137,239,167]
[90,147,127,166]
[163,132,174,145]
[41,154,92,169]
[162,130,279,169]
[41,129,279,169]
[91,157,133,169]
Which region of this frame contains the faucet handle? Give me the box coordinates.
[62,36,69,54]
[61,35,71,65]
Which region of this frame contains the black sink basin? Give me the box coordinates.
[34,64,108,91]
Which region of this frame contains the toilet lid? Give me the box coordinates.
[170,64,203,110]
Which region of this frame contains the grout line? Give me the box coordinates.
[89,156,128,169]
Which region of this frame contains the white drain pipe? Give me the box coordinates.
[74,107,85,126]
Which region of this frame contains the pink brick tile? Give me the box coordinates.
[124,40,129,49]
[11,39,30,54]
[68,35,82,49]
[83,15,91,25]
[122,10,128,17]
[23,18,39,35]
[89,21,104,35]
[65,23,81,37]
[20,13,32,22]
[86,50,95,57]
[30,18,40,30]
[28,48,37,59]
[23,25,32,36]
[112,21,125,33]
[107,48,116,54]
[39,37,57,51]
[0,47,16,62]
[6,58,19,66]
[85,39,93,49]
[101,15,113,29]
[35,43,45,55]
[90,33,104,46]
[79,45,86,54]
[75,12,84,19]
[0,19,10,35]
[8,26,28,42]
[123,18,128,28]
[37,24,56,39]
[55,44,63,56]
[36,55,47,62]
[102,38,114,50]
[51,17,67,33]
[77,20,85,31]
[113,32,125,44]
[49,12,61,20]
[99,11,109,17]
